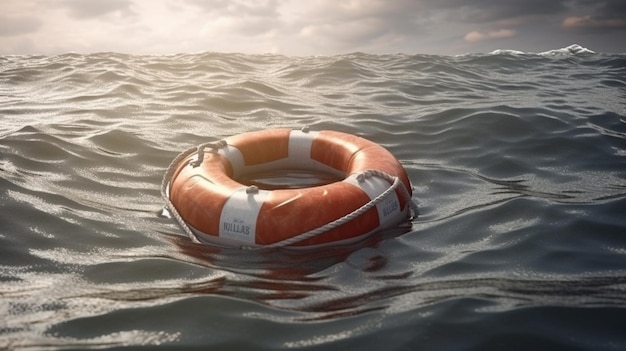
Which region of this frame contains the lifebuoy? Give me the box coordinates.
[163,128,414,248]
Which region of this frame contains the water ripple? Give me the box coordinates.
[1,49,625,350]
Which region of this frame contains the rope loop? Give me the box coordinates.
[190,140,227,167]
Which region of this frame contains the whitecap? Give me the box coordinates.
[488,49,526,56]
[539,44,596,56]
[487,44,596,57]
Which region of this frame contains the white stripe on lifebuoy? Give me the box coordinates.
[288,129,318,161]
[219,187,270,243]
[344,174,401,226]
[218,144,245,178]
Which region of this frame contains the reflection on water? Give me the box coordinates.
[237,169,342,189]
[1,47,626,349]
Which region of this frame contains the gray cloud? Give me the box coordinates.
[561,0,626,32]
[423,0,568,23]
[291,0,427,51]
[1,0,625,55]
[0,16,42,37]
[563,16,626,32]
[568,0,626,18]
[189,0,625,52]
[602,0,626,17]
[183,0,280,17]
[61,0,136,19]
[300,0,422,21]
[184,0,281,36]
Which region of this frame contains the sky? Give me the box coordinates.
[1,0,626,56]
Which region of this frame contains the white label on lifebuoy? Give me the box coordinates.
[219,187,270,244]
[344,174,401,225]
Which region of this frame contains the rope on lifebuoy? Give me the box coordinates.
[161,140,227,244]
[190,140,227,167]
[162,142,418,249]
[245,169,409,249]
[161,145,201,243]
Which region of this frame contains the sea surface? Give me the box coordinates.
[1,44,626,350]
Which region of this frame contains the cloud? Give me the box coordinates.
[0,16,42,36]
[287,0,425,52]
[61,0,136,19]
[298,0,422,21]
[561,0,626,33]
[186,0,282,37]
[1,0,625,55]
[425,0,567,23]
[185,0,280,17]
[562,15,626,31]
[568,0,626,18]
[561,0,626,32]
[202,15,279,37]
[299,17,388,45]
[464,29,517,42]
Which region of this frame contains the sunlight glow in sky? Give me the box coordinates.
[1,0,625,56]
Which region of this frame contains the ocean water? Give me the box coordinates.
[1,44,626,350]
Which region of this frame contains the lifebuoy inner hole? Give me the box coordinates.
[237,169,344,190]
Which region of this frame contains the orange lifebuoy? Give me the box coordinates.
[164,128,414,248]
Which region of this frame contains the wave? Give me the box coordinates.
[1,49,625,350]
[487,44,597,57]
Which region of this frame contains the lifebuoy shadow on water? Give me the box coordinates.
[161,221,415,309]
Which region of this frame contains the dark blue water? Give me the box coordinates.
[1,44,626,350]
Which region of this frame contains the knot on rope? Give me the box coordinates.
[246,185,259,194]
[190,140,227,167]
